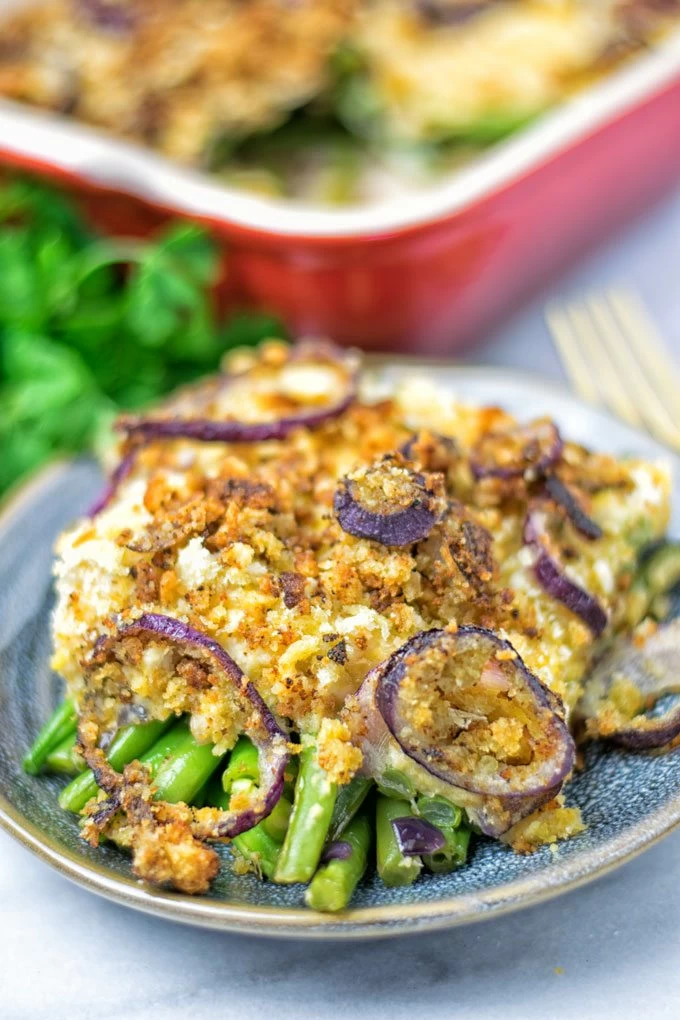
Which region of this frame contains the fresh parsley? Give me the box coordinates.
[0,177,285,495]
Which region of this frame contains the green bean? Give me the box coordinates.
[643,541,680,595]
[284,755,299,783]
[226,775,292,842]
[234,825,282,880]
[207,777,280,880]
[415,794,471,873]
[221,736,260,794]
[651,592,672,621]
[446,108,539,145]
[375,768,415,803]
[417,795,463,830]
[283,755,299,800]
[626,541,680,627]
[44,733,83,776]
[328,775,373,843]
[305,811,372,913]
[23,698,76,775]
[376,795,422,887]
[154,736,225,804]
[274,742,337,885]
[140,720,196,775]
[260,793,292,843]
[59,717,175,813]
[222,737,293,841]
[626,580,652,628]
[424,827,471,874]
[190,780,211,809]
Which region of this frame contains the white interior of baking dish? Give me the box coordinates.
[0,0,678,238]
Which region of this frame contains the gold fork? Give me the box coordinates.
[546,288,680,452]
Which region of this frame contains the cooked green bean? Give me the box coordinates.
[222,736,260,794]
[220,736,292,841]
[59,717,176,813]
[376,795,422,887]
[207,777,281,880]
[328,775,373,843]
[375,768,415,803]
[305,810,372,913]
[260,793,292,843]
[424,826,471,874]
[417,795,463,830]
[644,541,680,596]
[274,742,337,885]
[416,794,471,873]
[154,735,225,804]
[23,699,76,775]
[44,733,83,776]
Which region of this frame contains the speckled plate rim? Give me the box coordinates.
[1,363,680,940]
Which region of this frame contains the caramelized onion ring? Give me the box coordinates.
[577,618,680,749]
[524,506,608,636]
[353,628,574,836]
[81,613,288,838]
[545,476,603,541]
[87,451,138,517]
[335,457,442,546]
[117,342,358,445]
[471,420,563,480]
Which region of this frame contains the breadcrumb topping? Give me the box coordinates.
[51,342,670,855]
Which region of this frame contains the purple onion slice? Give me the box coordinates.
[399,431,458,472]
[415,0,496,25]
[576,618,680,749]
[334,456,443,547]
[524,506,608,636]
[76,0,138,34]
[321,840,354,863]
[86,613,289,838]
[353,628,574,836]
[545,475,603,541]
[117,341,358,445]
[392,817,446,856]
[87,451,138,517]
[471,419,563,480]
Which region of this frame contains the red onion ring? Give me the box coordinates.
[88,613,289,837]
[577,618,680,749]
[76,0,137,33]
[87,451,138,517]
[471,420,563,481]
[334,459,442,547]
[545,476,603,541]
[415,0,497,25]
[399,431,458,472]
[392,816,446,856]
[354,628,574,837]
[524,506,608,636]
[116,342,359,445]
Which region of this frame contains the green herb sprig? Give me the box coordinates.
[0,176,284,495]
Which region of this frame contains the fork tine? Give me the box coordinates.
[565,300,645,430]
[586,293,680,450]
[545,303,601,406]
[606,289,680,427]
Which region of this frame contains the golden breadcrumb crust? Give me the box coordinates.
[50,342,670,881]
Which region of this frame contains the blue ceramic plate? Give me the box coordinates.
[1,363,679,939]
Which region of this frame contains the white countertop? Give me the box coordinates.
[2,186,679,1020]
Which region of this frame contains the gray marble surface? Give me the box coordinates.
[2,185,680,1020]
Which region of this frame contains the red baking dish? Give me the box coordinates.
[0,27,679,353]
